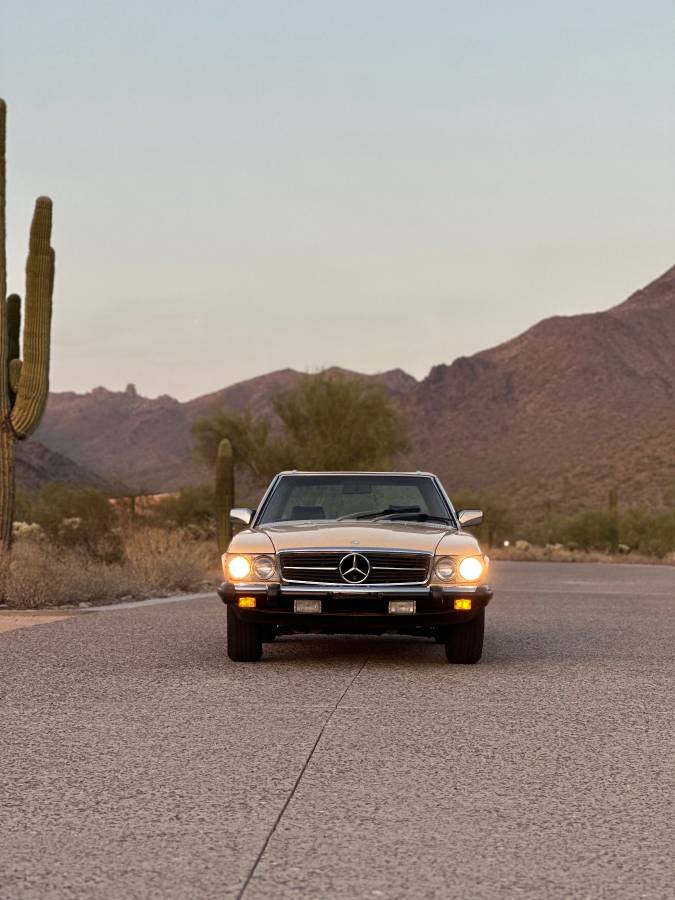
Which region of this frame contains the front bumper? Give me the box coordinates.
[218,581,493,629]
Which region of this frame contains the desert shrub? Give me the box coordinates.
[18,483,123,561]
[12,521,46,541]
[451,492,513,547]
[4,526,219,609]
[553,510,619,553]
[149,485,215,531]
[14,489,34,524]
[519,506,675,558]
[123,527,216,597]
[5,541,131,609]
[619,508,675,558]
[193,370,409,482]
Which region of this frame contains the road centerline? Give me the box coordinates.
[237,655,371,899]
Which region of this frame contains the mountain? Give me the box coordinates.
[36,385,197,493]
[35,368,416,494]
[16,441,116,492]
[403,264,675,511]
[34,265,675,514]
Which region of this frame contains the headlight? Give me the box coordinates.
[227,555,251,580]
[458,556,484,582]
[252,555,276,580]
[434,556,455,581]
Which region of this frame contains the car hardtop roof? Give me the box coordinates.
[276,470,437,477]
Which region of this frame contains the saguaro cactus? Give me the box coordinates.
[608,486,619,554]
[0,99,55,554]
[215,438,234,554]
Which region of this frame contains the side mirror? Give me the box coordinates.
[230,508,254,526]
[457,508,483,528]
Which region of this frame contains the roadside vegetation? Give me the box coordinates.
[193,370,408,480]
[511,507,675,561]
[4,484,218,609]
[6,372,675,610]
[3,373,412,609]
[455,489,675,562]
[7,481,675,610]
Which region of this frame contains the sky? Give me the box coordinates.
[1,0,674,400]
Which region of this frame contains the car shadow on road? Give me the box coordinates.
[164,622,628,672]
[168,632,444,671]
[264,622,633,668]
[268,634,440,660]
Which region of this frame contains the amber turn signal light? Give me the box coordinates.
[238,596,256,609]
[454,598,472,611]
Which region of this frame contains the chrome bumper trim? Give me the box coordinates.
[232,582,486,595]
[280,584,483,596]
[233,583,271,591]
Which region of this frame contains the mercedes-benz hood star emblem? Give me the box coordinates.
[339,553,370,584]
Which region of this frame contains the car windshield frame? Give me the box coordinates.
[252,473,457,528]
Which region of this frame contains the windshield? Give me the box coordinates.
[256,474,454,526]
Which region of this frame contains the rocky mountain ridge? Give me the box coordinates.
[32,265,675,514]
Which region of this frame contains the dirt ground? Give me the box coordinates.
[0,612,73,635]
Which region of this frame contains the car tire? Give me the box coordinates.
[444,609,484,664]
[227,606,263,662]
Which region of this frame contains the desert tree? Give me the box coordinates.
[193,371,409,486]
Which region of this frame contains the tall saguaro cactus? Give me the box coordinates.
[0,99,55,554]
[215,438,234,554]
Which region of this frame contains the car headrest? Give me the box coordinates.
[290,505,326,520]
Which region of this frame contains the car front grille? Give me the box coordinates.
[278,550,431,585]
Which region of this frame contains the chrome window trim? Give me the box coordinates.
[250,473,283,529]
[252,473,458,529]
[432,475,458,528]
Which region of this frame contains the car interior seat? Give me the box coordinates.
[289,505,326,520]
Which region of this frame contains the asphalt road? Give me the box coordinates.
[1,561,673,899]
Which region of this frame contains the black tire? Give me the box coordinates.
[444,609,485,664]
[227,606,263,662]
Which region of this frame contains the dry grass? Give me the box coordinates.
[3,527,220,610]
[10,524,672,611]
[489,544,675,566]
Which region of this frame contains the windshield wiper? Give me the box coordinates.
[373,512,454,525]
[337,506,421,521]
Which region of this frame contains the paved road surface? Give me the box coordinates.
[1,561,673,899]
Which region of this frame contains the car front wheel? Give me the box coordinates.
[443,609,484,664]
[227,606,262,662]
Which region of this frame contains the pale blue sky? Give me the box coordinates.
[2,0,673,399]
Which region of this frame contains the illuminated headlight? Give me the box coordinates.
[458,556,484,582]
[252,555,276,580]
[227,555,252,580]
[434,556,455,581]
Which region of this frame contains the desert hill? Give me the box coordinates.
[407,264,675,511]
[36,368,416,493]
[16,441,116,492]
[34,265,675,514]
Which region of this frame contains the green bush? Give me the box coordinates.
[451,492,513,547]
[148,485,216,531]
[619,508,675,558]
[555,510,619,553]
[193,370,409,483]
[16,483,122,561]
[524,507,675,558]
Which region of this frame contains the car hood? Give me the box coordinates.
[229,521,481,556]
